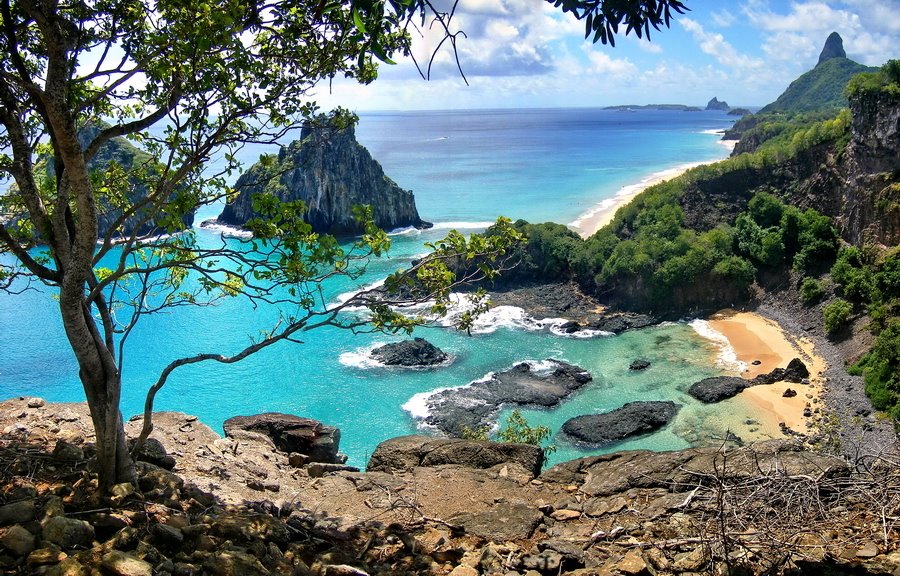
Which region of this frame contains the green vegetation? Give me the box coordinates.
[827,245,900,417]
[460,409,556,458]
[846,60,900,98]
[760,56,876,113]
[823,299,853,334]
[800,277,825,305]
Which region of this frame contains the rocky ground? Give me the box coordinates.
[1,398,898,575]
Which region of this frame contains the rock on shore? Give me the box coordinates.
[562,401,680,446]
[223,413,346,464]
[417,359,592,436]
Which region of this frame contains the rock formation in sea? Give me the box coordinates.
[417,359,592,436]
[223,412,346,464]
[217,116,430,236]
[370,338,449,367]
[705,97,729,111]
[561,400,680,445]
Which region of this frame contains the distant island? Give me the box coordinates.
[603,104,702,111]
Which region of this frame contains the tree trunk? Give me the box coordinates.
[59,289,136,492]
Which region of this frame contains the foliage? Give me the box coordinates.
[800,277,825,305]
[823,299,853,335]
[846,60,900,98]
[854,320,900,419]
[554,0,688,46]
[459,410,556,459]
[760,56,876,114]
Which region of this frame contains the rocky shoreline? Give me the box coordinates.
[1,398,898,576]
[484,280,899,462]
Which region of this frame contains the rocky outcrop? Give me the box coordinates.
[688,376,750,403]
[0,398,897,576]
[728,107,751,116]
[223,413,346,464]
[705,97,729,111]
[217,116,430,236]
[818,31,847,65]
[629,358,651,371]
[370,338,449,367]
[752,357,810,385]
[561,401,679,446]
[366,435,544,478]
[415,360,592,436]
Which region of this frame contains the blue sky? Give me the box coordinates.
[314,0,900,110]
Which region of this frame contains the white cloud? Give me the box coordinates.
[584,51,637,76]
[743,0,898,66]
[680,18,765,71]
[710,9,737,27]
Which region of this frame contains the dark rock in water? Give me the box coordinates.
[559,320,581,334]
[688,376,750,403]
[817,31,846,66]
[753,358,810,384]
[706,97,729,111]
[728,107,751,116]
[367,435,543,478]
[783,388,798,398]
[562,401,679,446]
[223,413,346,464]
[629,359,651,371]
[420,359,592,436]
[370,338,449,367]
[588,313,658,334]
[218,114,430,236]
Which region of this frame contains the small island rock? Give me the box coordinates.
[706,97,729,111]
[561,401,679,446]
[688,376,749,403]
[371,338,449,367]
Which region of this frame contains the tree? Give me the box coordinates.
[0,0,687,491]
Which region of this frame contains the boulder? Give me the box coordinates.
[101,551,153,576]
[129,437,176,470]
[561,401,679,446]
[42,516,95,549]
[370,338,449,367]
[0,501,35,525]
[688,376,750,403]
[753,358,810,385]
[0,525,36,556]
[629,359,651,371]
[417,359,592,436]
[223,413,345,464]
[367,435,544,479]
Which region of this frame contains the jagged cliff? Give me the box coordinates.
[218,120,430,236]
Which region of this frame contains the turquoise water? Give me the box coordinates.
[0,108,760,467]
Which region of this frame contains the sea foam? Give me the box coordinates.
[688,319,746,373]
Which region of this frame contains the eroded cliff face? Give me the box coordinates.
[218,122,429,236]
[841,89,900,245]
[685,93,899,247]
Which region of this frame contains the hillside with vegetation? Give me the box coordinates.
[490,59,900,421]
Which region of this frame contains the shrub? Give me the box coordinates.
[497,410,556,456]
[823,298,853,334]
[800,277,824,304]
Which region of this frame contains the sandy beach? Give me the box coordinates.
[708,310,827,434]
[571,138,738,238]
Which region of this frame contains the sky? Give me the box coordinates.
[311,0,900,111]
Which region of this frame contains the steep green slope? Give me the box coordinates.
[760,57,876,113]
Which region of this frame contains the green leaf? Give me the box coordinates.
[352,7,368,34]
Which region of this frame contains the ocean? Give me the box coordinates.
[0,108,775,467]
